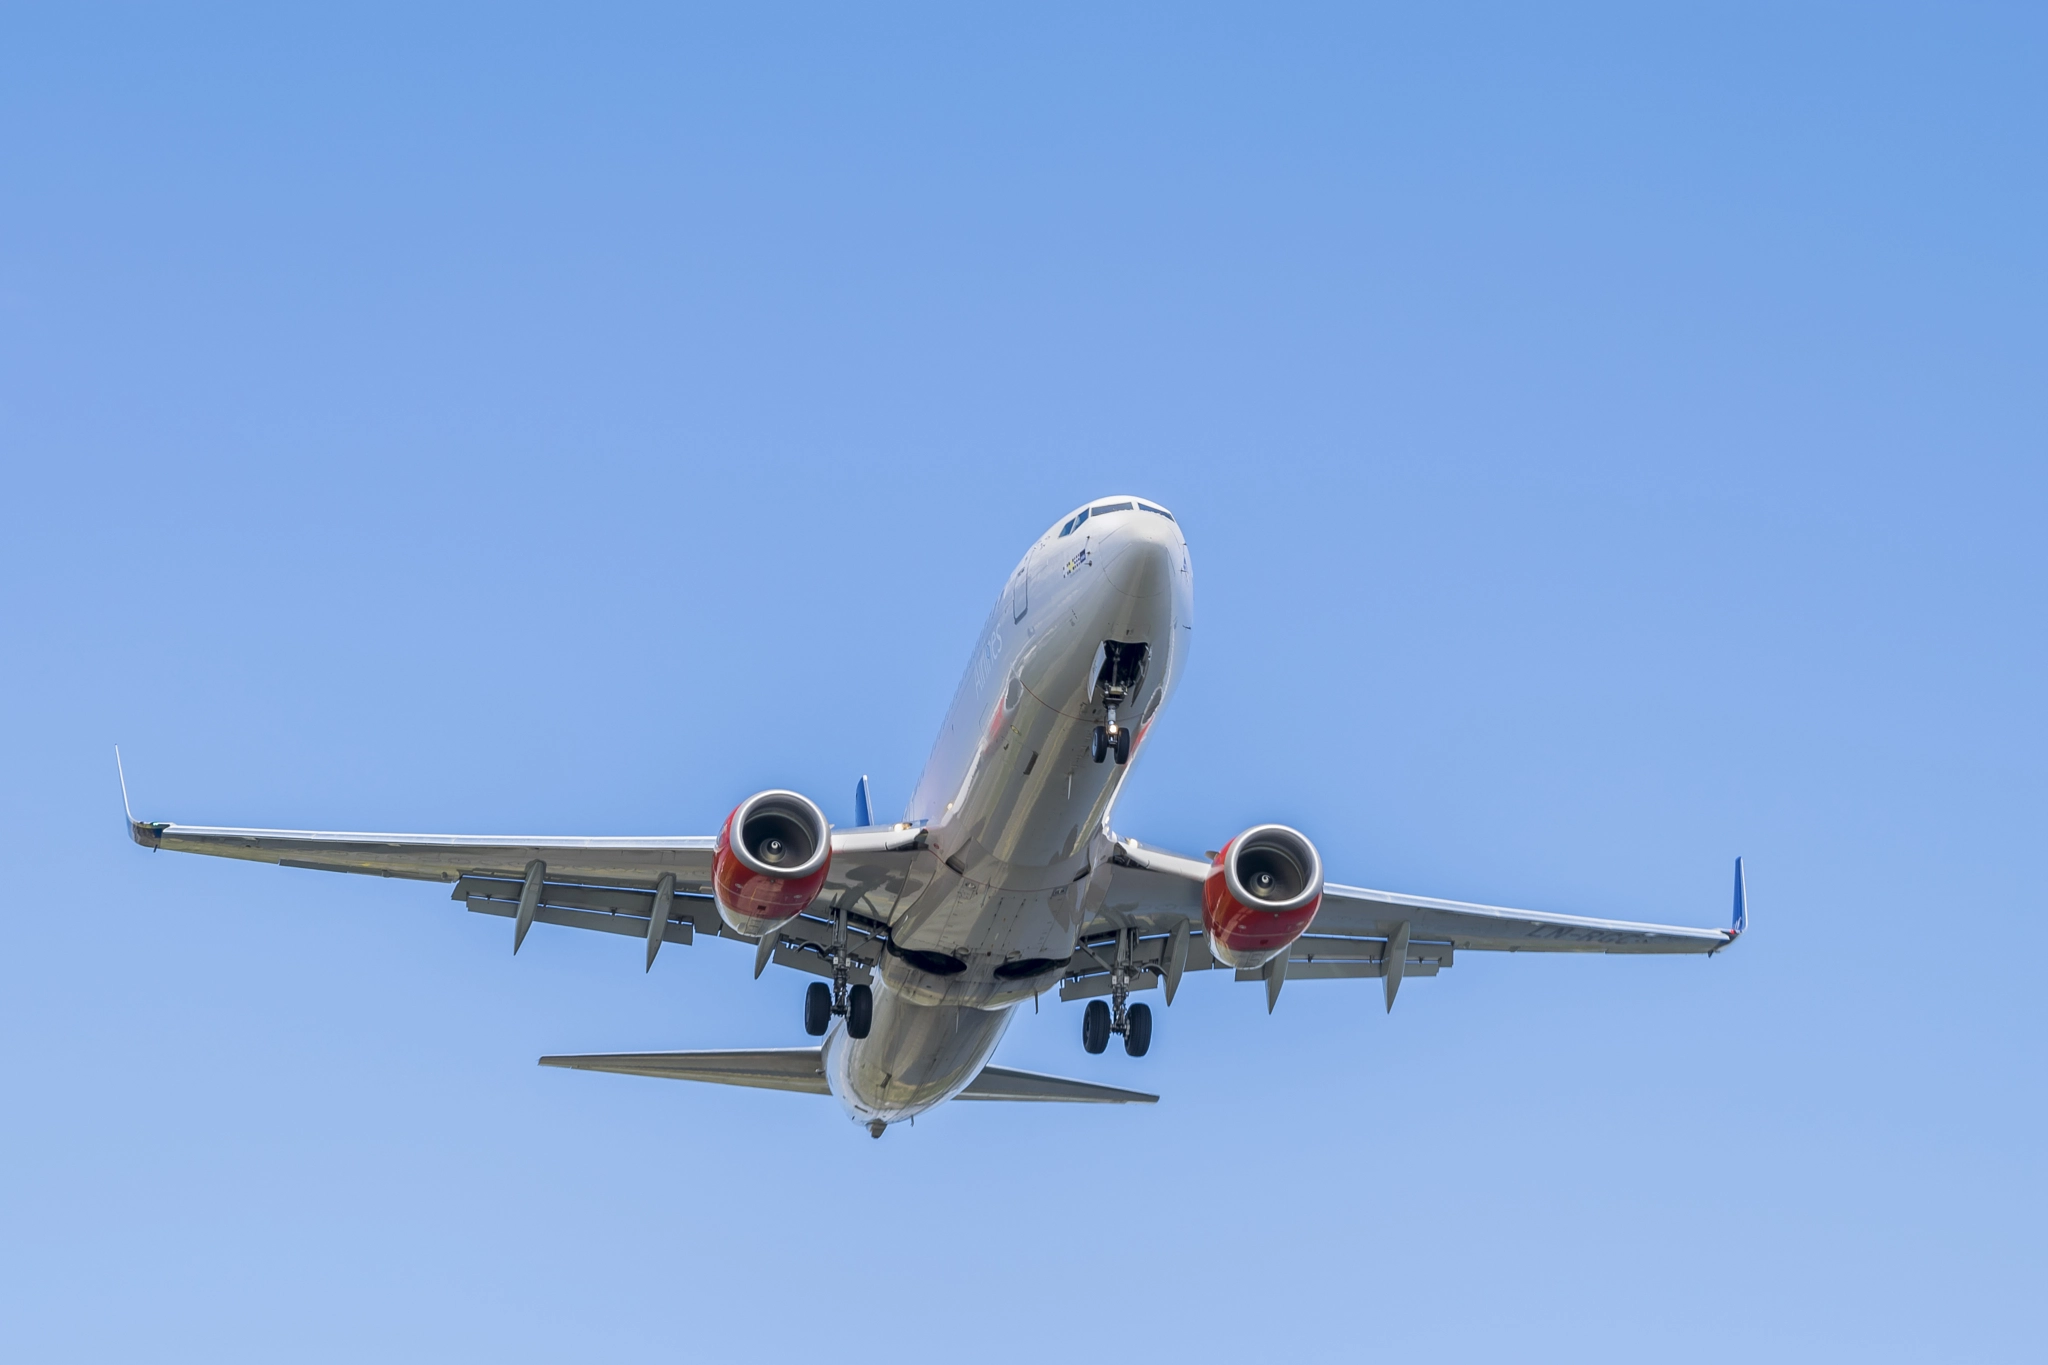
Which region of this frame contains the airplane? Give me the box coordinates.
[123,494,1747,1137]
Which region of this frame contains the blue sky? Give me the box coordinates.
[2,5,2042,1361]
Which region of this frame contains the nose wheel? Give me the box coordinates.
[1091,724,1133,765]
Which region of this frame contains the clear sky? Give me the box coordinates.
[3,5,2042,1361]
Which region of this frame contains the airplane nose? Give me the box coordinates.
[1102,513,1182,599]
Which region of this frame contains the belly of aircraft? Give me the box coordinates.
[833,511,1188,1122]
[825,992,1014,1123]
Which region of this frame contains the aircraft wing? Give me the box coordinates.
[127,813,926,973]
[1065,836,1746,1009]
[1304,881,1739,953]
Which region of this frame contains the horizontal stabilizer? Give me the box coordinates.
[539,1048,829,1095]
[957,1065,1158,1104]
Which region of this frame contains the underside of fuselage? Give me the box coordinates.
[832,497,1192,1127]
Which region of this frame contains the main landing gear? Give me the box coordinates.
[801,907,874,1040]
[803,980,873,1039]
[1082,999,1151,1057]
[1079,927,1152,1057]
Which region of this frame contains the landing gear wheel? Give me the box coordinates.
[803,981,831,1036]
[1112,727,1132,765]
[846,983,874,1040]
[1082,999,1111,1054]
[1123,1002,1152,1057]
[1091,725,1109,764]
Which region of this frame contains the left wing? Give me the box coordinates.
[1061,837,1746,1008]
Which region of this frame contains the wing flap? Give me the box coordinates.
[463,894,698,948]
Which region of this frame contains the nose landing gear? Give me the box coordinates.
[1091,721,1134,765]
[1089,641,1147,765]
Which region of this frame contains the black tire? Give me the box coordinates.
[1112,727,1132,765]
[1082,999,1111,1054]
[1123,1002,1152,1057]
[847,983,874,1040]
[1091,725,1109,763]
[803,981,831,1036]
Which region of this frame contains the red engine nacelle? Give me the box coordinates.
[1202,824,1325,969]
[714,790,833,939]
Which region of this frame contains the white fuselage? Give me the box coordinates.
[823,498,1193,1125]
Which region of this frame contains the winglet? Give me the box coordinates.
[1729,856,1748,939]
[115,746,164,848]
[853,774,873,828]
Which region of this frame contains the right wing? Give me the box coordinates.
[128,813,928,975]
[130,816,722,884]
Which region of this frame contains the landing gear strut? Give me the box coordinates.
[802,905,874,1040]
[1090,641,1146,766]
[1078,927,1153,1057]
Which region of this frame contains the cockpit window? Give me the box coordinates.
[1061,500,1164,535]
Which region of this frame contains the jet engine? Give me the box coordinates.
[1202,824,1324,969]
[713,790,833,939]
